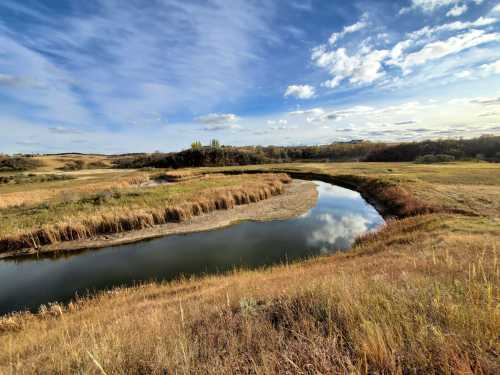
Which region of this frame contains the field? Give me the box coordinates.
[0,160,499,373]
[0,160,291,254]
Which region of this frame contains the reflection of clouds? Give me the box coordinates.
[298,209,313,219]
[315,183,360,200]
[307,213,370,253]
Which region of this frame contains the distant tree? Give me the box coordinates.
[210,139,221,149]
[191,141,202,150]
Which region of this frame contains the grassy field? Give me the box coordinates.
[0,169,290,253]
[0,161,499,373]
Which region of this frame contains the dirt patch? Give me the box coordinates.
[1,180,317,259]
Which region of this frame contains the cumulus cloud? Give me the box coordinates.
[329,13,368,45]
[196,113,240,124]
[312,46,389,88]
[311,14,499,89]
[284,84,316,99]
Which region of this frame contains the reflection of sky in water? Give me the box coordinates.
[0,181,384,315]
[298,182,384,253]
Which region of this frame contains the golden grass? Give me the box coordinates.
[0,172,149,209]
[0,214,498,374]
[0,162,499,373]
[30,154,113,172]
[0,173,291,253]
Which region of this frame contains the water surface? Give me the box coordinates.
[0,181,384,315]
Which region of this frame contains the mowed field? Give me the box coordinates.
[0,160,499,374]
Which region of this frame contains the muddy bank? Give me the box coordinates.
[0,180,317,259]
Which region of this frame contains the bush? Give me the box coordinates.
[415,154,455,164]
[58,160,85,171]
[0,156,43,171]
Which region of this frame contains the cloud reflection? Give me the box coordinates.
[307,213,370,253]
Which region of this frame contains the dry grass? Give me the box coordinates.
[30,154,113,172]
[0,162,499,373]
[0,172,149,209]
[0,173,290,253]
[0,214,498,374]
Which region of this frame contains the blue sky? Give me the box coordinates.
[1,0,500,154]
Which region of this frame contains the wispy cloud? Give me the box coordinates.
[196,113,240,125]
[0,0,275,131]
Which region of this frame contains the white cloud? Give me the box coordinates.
[399,29,500,73]
[284,84,316,99]
[455,70,472,78]
[480,60,500,75]
[267,119,288,125]
[401,0,485,15]
[312,14,499,90]
[289,108,325,116]
[407,17,498,40]
[491,4,500,14]
[447,4,468,17]
[201,123,241,131]
[312,46,389,88]
[329,13,369,46]
[196,113,240,124]
[0,0,276,136]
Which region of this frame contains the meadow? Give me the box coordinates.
[0,158,499,373]
[0,160,290,254]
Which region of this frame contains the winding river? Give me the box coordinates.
[0,181,384,315]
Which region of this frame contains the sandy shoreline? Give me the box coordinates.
[1,180,318,260]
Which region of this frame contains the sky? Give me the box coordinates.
[1,0,500,154]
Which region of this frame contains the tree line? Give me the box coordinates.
[111,135,500,169]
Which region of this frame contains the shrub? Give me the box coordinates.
[415,154,455,164]
[58,160,85,171]
[0,156,43,171]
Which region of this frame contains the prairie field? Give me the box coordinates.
[0,161,499,374]
[0,167,290,254]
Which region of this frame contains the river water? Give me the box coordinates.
[0,181,384,315]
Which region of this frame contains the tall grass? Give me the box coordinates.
[0,215,497,374]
